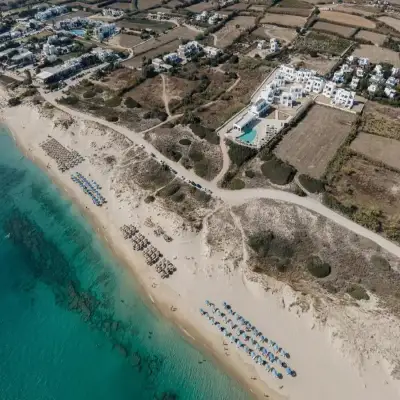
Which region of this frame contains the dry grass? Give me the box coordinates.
[185,1,216,12]
[268,7,311,17]
[275,105,356,178]
[332,5,377,16]
[123,76,164,110]
[195,99,244,129]
[109,33,145,48]
[215,16,256,48]
[378,16,400,33]
[355,30,387,46]
[352,45,400,67]
[261,12,306,27]
[253,24,297,43]
[116,18,175,31]
[319,10,376,28]
[350,133,400,171]
[313,21,356,38]
[291,53,339,75]
[360,102,400,140]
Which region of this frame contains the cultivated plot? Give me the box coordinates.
[214,16,256,48]
[350,133,400,171]
[378,16,400,33]
[253,25,297,43]
[355,30,387,46]
[313,21,356,38]
[352,45,400,68]
[319,10,376,28]
[260,13,306,27]
[275,105,356,178]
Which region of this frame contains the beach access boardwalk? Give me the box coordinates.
[40,89,400,260]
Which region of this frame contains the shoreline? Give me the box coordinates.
[3,97,400,400]
[5,123,275,400]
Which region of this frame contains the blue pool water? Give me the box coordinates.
[71,29,86,37]
[0,126,249,400]
[238,128,257,145]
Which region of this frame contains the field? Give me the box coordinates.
[313,21,356,38]
[253,24,297,43]
[275,105,356,178]
[214,16,256,48]
[355,30,387,46]
[378,16,400,33]
[290,53,338,75]
[109,33,145,48]
[350,133,400,171]
[185,1,216,12]
[49,10,93,23]
[260,13,306,27]
[352,45,400,67]
[360,102,400,140]
[332,4,376,16]
[326,155,400,232]
[268,7,311,17]
[319,10,376,29]
[109,0,162,10]
[294,31,353,55]
[116,18,175,31]
[224,2,249,10]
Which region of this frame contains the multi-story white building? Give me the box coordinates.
[356,67,364,78]
[332,71,344,83]
[203,46,221,58]
[386,76,399,87]
[358,57,370,67]
[280,91,293,107]
[259,86,275,103]
[35,6,67,21]
[251,98,269,116]
[322,81,337,98]
[270,38,279,52]
[94,23,117,41]
[304,77,325,93]
[279,65,296,82]
[368,84,378,94]
[295,68,315,83]
[289,84,303,100]
[332,89,355,109]
[350,77,360,90]
[384,87,396,98]
[163,52,180,64]
[178,40,203,59]
[102,8,124,18]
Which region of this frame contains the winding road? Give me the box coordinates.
[40,89,400,259]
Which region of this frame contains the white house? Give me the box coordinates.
[280,91,293,107]
[259,87,275,103]
[332,88,355,109]
[290,84,303,100]
[332,71,344,83]
[386,76,398,87]
[279,65,296,82]
[392,67,399,77]
[384,87,396,99]
[323,81,337,98]
[203,46,221,58]
[163,52,180,64]
[350,76,360,90]
[358,57,369,67]
[233,112,256,132]
[270,38,279,52]
[368,84,378,94]
[257,40,267,50]
[251,98,269,116]
[356,67,364,78]
[304,77,325,93]
[295,68,315,83]
[347,55,356,64]
[340,63,353,74]
[373,64,383,74]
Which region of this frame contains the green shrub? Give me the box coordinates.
[143,109,168,121]
[347,285,370,301]
[370,255,391,272]
[298,174,325,193]
[60,95,79,105]
[228,142,257,167]
[95,86,104,93]
[189,148,203,162]
[124,96,142,108]
[8,97,21,107]
[83,90,96,99]
[159,183,181,197]
[194,160,209,178]
[105,115,118,122]
[179,138,192,146]
[144,195,155,203]
[260,155,296,185]
[190,124,209,139]
[171,192,185,202]
[205,130,220,145]
[105,96,122,107]
[230,178,245,190]
[245,169,255,178]
[248,230,274,257]
[306,256,331,278]
[181,157,192,169]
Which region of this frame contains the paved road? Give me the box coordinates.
[40,90,400,259]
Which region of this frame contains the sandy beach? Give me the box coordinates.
[2,92,400,400]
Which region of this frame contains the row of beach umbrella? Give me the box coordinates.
[200,301,296,379]
[71,172,106,206]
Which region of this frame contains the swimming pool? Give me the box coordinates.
[238,128,257,145]
[70,29,86,37]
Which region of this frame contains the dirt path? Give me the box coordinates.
[40,90,400,259]
[161,74,171,117]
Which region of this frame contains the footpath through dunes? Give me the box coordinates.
[40,90,400,260]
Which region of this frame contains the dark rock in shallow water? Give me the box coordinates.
[114,343,128,357]
[131,352,141,368]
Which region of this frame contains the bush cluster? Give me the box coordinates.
[260,155,296,185]
[306,256,331,278]
[298,174,325,193]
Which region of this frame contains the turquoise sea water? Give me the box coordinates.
[0,126,249,400]
[238,129,257,145]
